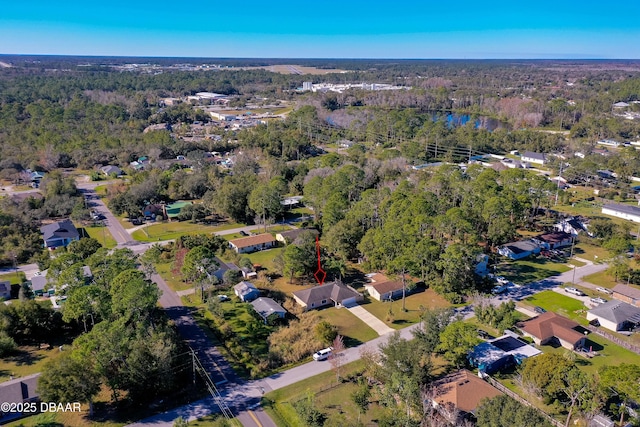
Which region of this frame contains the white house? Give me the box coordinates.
[228,234,276,254]
[521,151,546,165]
[597,139,621,148]
[587,300,640,332]
[602,203,640,223]
[497,240,541,260]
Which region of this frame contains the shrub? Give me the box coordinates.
[0,332,17,357]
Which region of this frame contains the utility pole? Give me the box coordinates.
[555,161,564,206]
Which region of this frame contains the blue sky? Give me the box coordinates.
[2,1,639,58]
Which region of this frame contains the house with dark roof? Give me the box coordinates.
[536,231,573,250]
[468,331,541,374]
[554,217,590,237]
[518,312,586,350]
[275,228,318,244]
[40,219,79,250]
[612,284,640,307]
[363,273,405,301]
[602,203,640,223]
[229,233,276,254]
[233,281,260,302]
[251,297,287,323]
[0,373,40,423]
[100,165,122,177]
[521,151,547,165]
[29,272,53,296]
[428,370,503,425]
[587,300,640,332]
[0,281,11,300]
[292,282,363,311]
[497,239,541,260]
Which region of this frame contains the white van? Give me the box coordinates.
[313,347,333,361]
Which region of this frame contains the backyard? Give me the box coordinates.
[78,224,117,249]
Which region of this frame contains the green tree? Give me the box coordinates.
[475,395,552,427]
[38,351,101,416]
[351,379,371,423]
[248,182,283,232]
[436,321,480,367]
[599,364,640,425]
[67,238,102,260]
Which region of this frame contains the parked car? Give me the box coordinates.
[492,285,509,294]
[590,297,607,305]
[596,287,613,295]
[534,306,546,314]
[565,287,586,296]
[217,295,230,302]
[313,347,333,361]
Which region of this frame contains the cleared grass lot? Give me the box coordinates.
[495,257,571,284]
[131,221,246,241]
[520,290,587,323]
[316,307,378,347]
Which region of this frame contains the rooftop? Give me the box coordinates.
[522,151,546,161]
[501,239,539,254]
[603,203,640,217]
[251,297,286,320]
[519,312,584,345]
[432,370,502,415]
[229,233,276,249]
[612,284,640,300]
[40,219,79,241]
[588,300,640,324]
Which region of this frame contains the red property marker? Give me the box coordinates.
[314,236,326,285]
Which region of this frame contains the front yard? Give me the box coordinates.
[131,221,246,242]
[360,288,452,329]
[520,290,587,323]
[495,257,570,284]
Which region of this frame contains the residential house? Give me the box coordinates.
[468,331,541,375]
[587,300,640,332]
[275,228,318,244]
[0,373,40,423]
[521,151,546,165]
[554,217,591,237]
[29,273,53,297]
[27,170,45,187]
[518,312,586,350]
[428,370,503,425]
[250,297,287,323]
[0,281,11,300]
[499,158,525,169]
[602,203,640,223]
[100,165,122,177]
[40,219,80,250]
[280,196,304,209]
[292,281,363,311]
[241,267,258,280]
[229,233,276,254]
[233,281,260,302]
[475,254,489,276]
[590,414,615,427]
[612,284,640,307]
[363,273,405,302]
[536,231,573,250]
[497,240,541,260]
[597,139,621,147]
[143,203,166,220]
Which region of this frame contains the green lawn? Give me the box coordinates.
[79,224,117,248]
[573,242,610,263]
[583,270,619,289]
[567,259,586,268]
[155,262,192,292]
[245,247,284,270]
[520,290,587,323]
[360,288,452,329]
[131,221,246,241]
[495,257,570,284]
[0,346,64,384]
[263,360,384,427]
[316,307,378,347]
[0,272,26,286]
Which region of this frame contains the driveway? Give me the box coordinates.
[347,305,394,335]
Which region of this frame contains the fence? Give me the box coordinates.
[485,376,564,427]
[586,325,640,355]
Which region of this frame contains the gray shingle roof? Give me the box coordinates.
[0,373,40,404]
[40,219,79,241]
[293,282,361,305]
[612,284,640,300]
[522,151,546,161]
[603,203,640,217]
[588,300,640,324]
[251,297,286,319]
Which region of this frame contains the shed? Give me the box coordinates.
[251,297,287,323]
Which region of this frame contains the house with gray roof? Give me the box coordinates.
[40,219,79,250]
[250,297,287,323]
[100,165,122,176]
[497,239,541,260]
[292,281,363,311]
[0,281,11,300]
[602,203,640,223]
[587,300,640,332]
[0,373,40,423]
[521,151,547,165]
[233,281,260,302]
